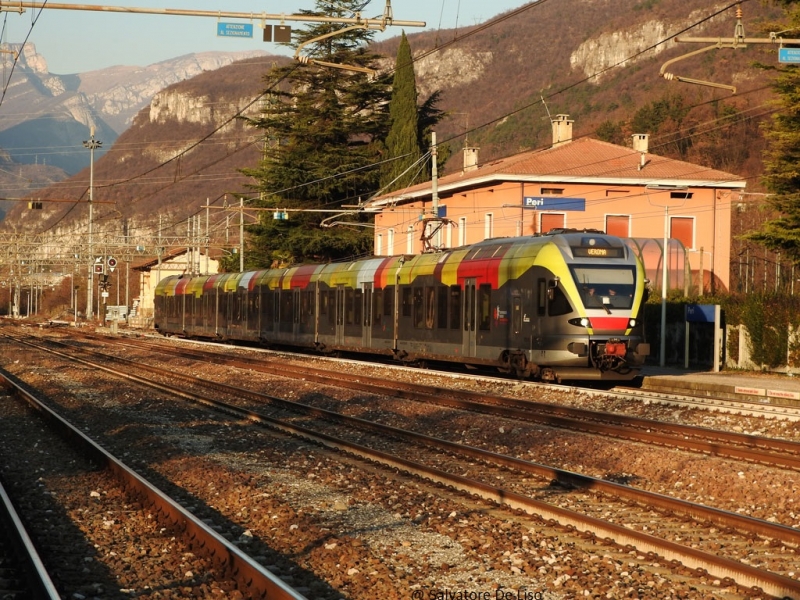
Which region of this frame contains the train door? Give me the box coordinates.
[334,285,345,345]
[509,291,524,349]
[362,283,372,348]
[462,278,477,357]
[293,288,301,336]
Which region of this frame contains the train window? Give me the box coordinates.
[280,291,293,323]
[548,287,572,316]
[383,287,393,318]
[413,287,424,328]
[537,279,546,316]
[320,290,328,316]
[437,287,448,329]
[478,284,492,331]
[248,293,259,322]
[219,293,228,322]
[328,290,336,324]
[449,286,461,329]
[373,289,382,325]
[425,287,435,329]
[402,287,413,318]
[263,289,274,323]
[345,289,355,325]
[354,289,362,326]
[572,266,635,309]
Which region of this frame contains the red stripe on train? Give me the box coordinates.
[590,316,630,330]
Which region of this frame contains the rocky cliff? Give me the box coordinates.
[0,43,269,174]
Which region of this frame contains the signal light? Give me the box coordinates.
[107,257,117,272]
[94,264,103,274]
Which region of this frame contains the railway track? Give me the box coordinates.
[0,474,60,599]
[60,331,800,472]
[0,359,308,599]
[3,328,800,598]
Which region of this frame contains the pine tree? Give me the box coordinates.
[746,2,800,261]
[239,0,391,267]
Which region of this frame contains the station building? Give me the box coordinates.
[366,115,747,293]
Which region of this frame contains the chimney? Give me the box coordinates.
[551,114,574,147]
[463,145,479,172]
[632,133,649,153]
[633,133,649,170]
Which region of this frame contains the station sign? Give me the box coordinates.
[217,22,254,38]
[523,196,586,211]
[779,48,800,63]
[685,303,717,323]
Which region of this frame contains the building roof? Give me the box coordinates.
[367,137,746,208]
[133,248,222,272]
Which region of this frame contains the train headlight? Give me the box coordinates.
[629,318,636,328]
[568,317,591,328]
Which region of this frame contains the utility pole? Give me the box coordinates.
[83,128,102,322]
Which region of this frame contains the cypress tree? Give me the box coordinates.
[380,32,424,192]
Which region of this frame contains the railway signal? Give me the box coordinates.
[107,257,117,272]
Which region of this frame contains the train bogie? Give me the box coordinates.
[154,231,650,381]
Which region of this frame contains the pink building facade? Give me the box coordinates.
[368,117,746,293]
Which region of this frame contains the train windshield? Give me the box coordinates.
[570,266,636,310]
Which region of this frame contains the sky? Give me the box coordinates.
[0,0,528,74]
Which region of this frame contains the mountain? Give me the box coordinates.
[0,44,270,175]
[0,0,786,257]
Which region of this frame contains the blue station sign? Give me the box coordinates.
[779,48,800,63]
[523,196,586,211]
[217,22,254,38]
[685,303,717,323]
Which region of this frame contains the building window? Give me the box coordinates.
[406,227,414,254]
[541,187,564,195]
[446,222,453,248]
[387,228,395,255]
[671,191,693,199]
[485,213,494,240]
[540,212,565,233]
[606,215,630,237]
[670,216,694,250]
[376,233,383,256]
[458,217,467,246]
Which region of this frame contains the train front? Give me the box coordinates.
[547,233,650,381]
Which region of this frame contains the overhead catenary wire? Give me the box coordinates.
[1,0,774,245]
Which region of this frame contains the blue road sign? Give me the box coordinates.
[779,48,800,63]
[217,22,254,38]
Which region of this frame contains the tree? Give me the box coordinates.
[239,0,392,267]
[746,2,800,261]
[380,32,424,192]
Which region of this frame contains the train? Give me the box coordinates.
[153,230,651,382]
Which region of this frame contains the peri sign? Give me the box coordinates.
[217,22,254,38]
[523,196,586,211]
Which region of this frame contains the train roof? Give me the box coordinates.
[154,230,636,296]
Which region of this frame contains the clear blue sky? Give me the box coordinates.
[1,0,528,74]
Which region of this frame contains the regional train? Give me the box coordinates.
[153,230,651,382]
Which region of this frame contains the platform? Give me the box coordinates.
[638,366,800,408]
